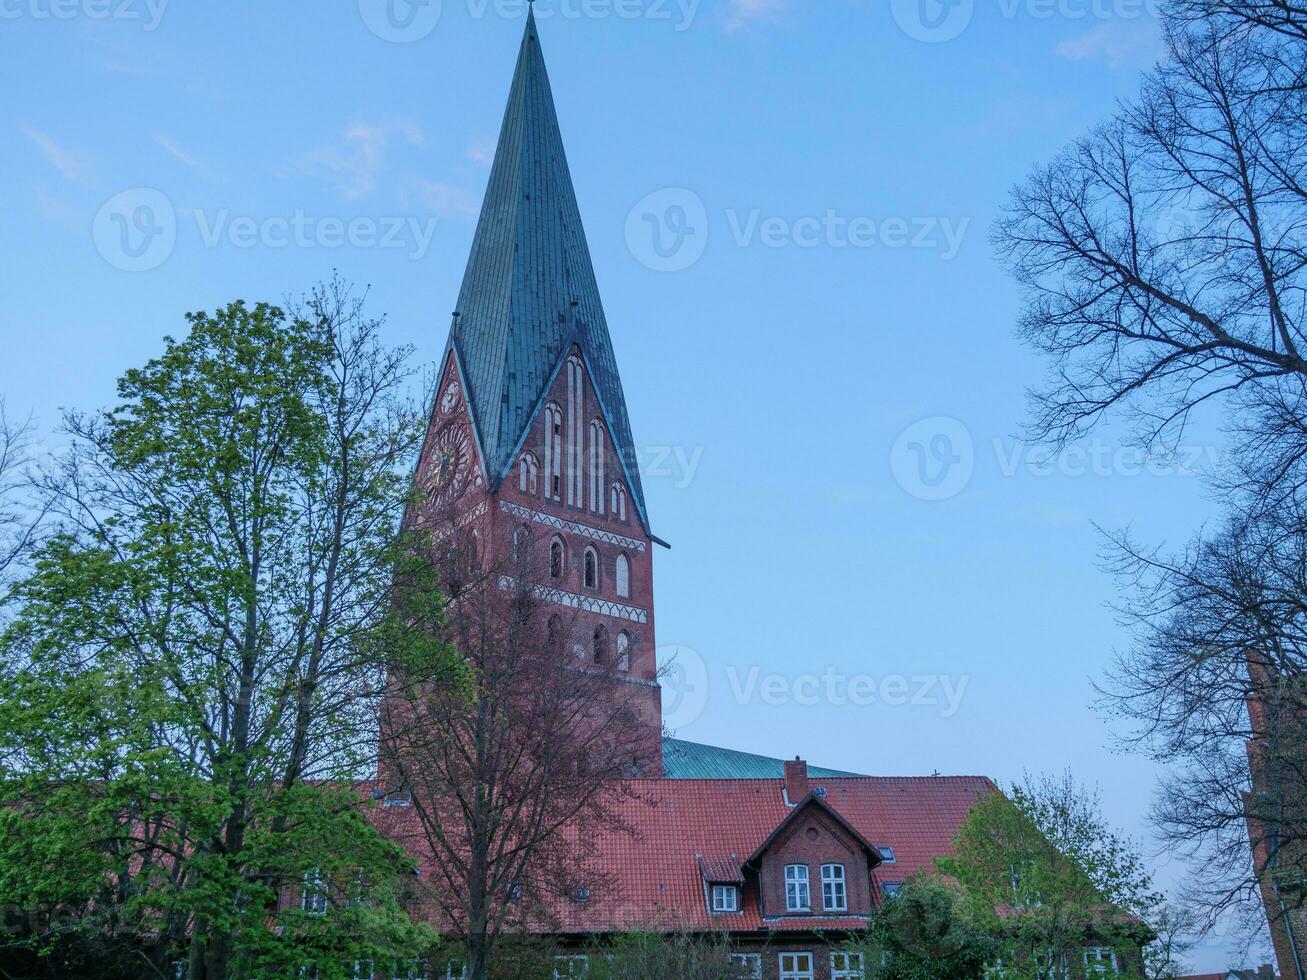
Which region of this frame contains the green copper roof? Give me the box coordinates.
[662,738,862,780]
[448,9,649,532]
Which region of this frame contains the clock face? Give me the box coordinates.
[440,380,461,416]
[425,423,474,502]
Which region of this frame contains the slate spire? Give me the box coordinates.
[448,8,649,531]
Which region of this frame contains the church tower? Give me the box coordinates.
[409,8,664,772]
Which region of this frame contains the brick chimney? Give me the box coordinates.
[784,757,809,805]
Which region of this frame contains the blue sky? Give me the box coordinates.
[0,0,1251,967]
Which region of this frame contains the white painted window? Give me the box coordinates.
[1083,948,1119,975]
[830,952,864,979]
[779,952,814,980]
[615,553,630,598]
[711,884,738,912]
[583,546,599,590]
[301,869,327,914]
[822,863,847,911]
[588,419,605,514]
[445,962,468,980]
[393,961,424,980]
[550,537,565,580]
[728,953,762,979]
[616,631,631,672]
[784,864,810,912]
[519,452,539,495]
[610,481,627,521]
[566,357,584,507]
[554,955,589,979]
[543,403,563,500]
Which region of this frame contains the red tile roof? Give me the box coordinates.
[372,774,995,937]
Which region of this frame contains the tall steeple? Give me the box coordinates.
[448,8,650,533]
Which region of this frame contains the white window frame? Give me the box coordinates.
[616,631,631,672]
[1083,948,1119,975]
[615,553,631,598]
[784,864,810,912]
[821,863,847,911]
[779,952,814,980]
[350,961,374,980]
[301,869,327,915]
[728,953,762,979]
[830,951,865,979]
[711,884,739,912]
[554,954,589,979]
[881,881,903,899]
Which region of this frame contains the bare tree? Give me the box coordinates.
[996,9,1307,464]
[379,516,656,980]
[0,398,41,582]
[1101,503,1307,939]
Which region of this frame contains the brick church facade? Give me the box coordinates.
[376,11,999,979]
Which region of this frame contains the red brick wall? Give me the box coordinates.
[757,808,873,919]
[407,348,664,772]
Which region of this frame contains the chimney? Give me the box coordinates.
[784,757,809,805]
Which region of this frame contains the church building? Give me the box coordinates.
[382,10,997,978]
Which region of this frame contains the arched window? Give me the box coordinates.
[583,546,599,590]
[565,357,584,507]
[593,625,609,665]
[610,482,628,522]
[616,631,631,672]
[518,452,539,495]
[549,537,565,581]
[543,403,563,501]
[588,419,606,514]
[615,553,631,599]
[469,528,481,562]
[513,524,530,563]
[547,615,561,650]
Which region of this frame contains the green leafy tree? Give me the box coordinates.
[0,282,442,978]
[841,876,997,979]
[937,774,1170,979]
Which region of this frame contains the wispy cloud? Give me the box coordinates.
[20,124,92,187]
[723,0,787,31]
[156,134,200,169]
[1054,19,1163,70]
[297,120,426,199]
[411,178,479,217]
[466,138,495,167]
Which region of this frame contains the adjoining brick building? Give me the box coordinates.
[378,10,1134,978]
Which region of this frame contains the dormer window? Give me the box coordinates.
[784,864,810,912]
[821,863,847,911]
[710,884,739,913]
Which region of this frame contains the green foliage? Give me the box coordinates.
[936,774,1163,979]
[0,287,439,977]
[843,876,997,979]
[587,933,759,980]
